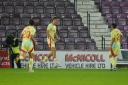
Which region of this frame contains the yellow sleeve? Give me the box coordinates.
[118,29,122,36]
[111,30,115,40]
[21,27,27,36]
[31,26,36,36]
[47,24,52,32]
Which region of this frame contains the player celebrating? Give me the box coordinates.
[109,23,122,71]
[47,17,60,61]
[20,19,37,72]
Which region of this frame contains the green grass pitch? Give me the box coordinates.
[0,69,128,85]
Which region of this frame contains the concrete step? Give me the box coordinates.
[78,8,99,12]
[95,42,111,46]
[96,41,111,50]
[96,43,111,47]
[92,36,111,41]
[91,31,110,35]
[97,43,110,46]
[77,1,94,5]
[78,12,102,17]
[90,25,109,29]
[75,0,92,1]
[91,32,110,36]
[77,4,97,9]
[82,16,104,20]
[82,20,105,24]
[97,46,110,50]
[76,0,111,50]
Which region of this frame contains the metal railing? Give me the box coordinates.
[87,12,91,35]
[74,0,77,11]
[102,35,105,50]
[71,0,107,50]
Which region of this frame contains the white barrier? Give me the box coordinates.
[21,51,111,69]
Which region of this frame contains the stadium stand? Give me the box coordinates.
[0,0,97,50]
[95,0,128,49]
[76,0,111,50]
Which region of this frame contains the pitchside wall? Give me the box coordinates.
[1,50,126,69]
[20,51,111,69]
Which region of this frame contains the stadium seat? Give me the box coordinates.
[110,1,120,7]
[68,26,78,38]
[24,6,34,14]
[58,26,68,38]
[55,1,65,7]
[43,38,49,50]
[0,30,6,37]
[44,1,54,7]
[102,7,111,15]
[1,16,10,25]
[65,38,75,43]
[31,13,41,18]
[15,6,24,13]
[28,0,38,2]
[124,25,128,31]
[5,6,14,13]
[63,18,72,26]
[56,41,65,50]
[6,25,17,30]
[36,44,44,50]
[45,6,55,14]
[0,6,3,13]
[111,7,121,14]
[65,42,75,50]
[25,2,35,6]
[76,42,86,50]
[86,42,96,50]
[107,18,116,25]
[21,17,31,25]
[38,0,47,2]
[120,2,128,7]
[6,30,18,37]
[0,2,3,6]
[117,18,127,25]
[0,25,6,30]
[15,1,25,6]
[10,17,20,25]
[122,7,128,13]
[73,18,82,26]
[65,6,75,14]
[35,2,44,6]
[56,6,65,14]
[3,2,14,6]
[16,25,24,30]
[37,30,47,38]
[116,14,127,19]
[41,17,51,26]
[34,6,44,14]
[0,0,97,50]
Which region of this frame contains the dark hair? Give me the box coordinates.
[29,19,35,25]
[112,23,117,28]
[6,34,15,47]
[51,16,59,22]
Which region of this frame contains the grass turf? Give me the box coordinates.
[0,69,128,85]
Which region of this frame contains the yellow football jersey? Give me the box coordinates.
[47,23,57,40]
[111,28,122,43]
[21,26,36,40]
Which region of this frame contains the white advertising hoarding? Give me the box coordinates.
[21,51,111,69]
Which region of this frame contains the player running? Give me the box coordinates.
[46,17,60,61]
[20,19,37,72]
[109,23,122,71]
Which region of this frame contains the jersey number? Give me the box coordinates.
[22,31,31,38]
